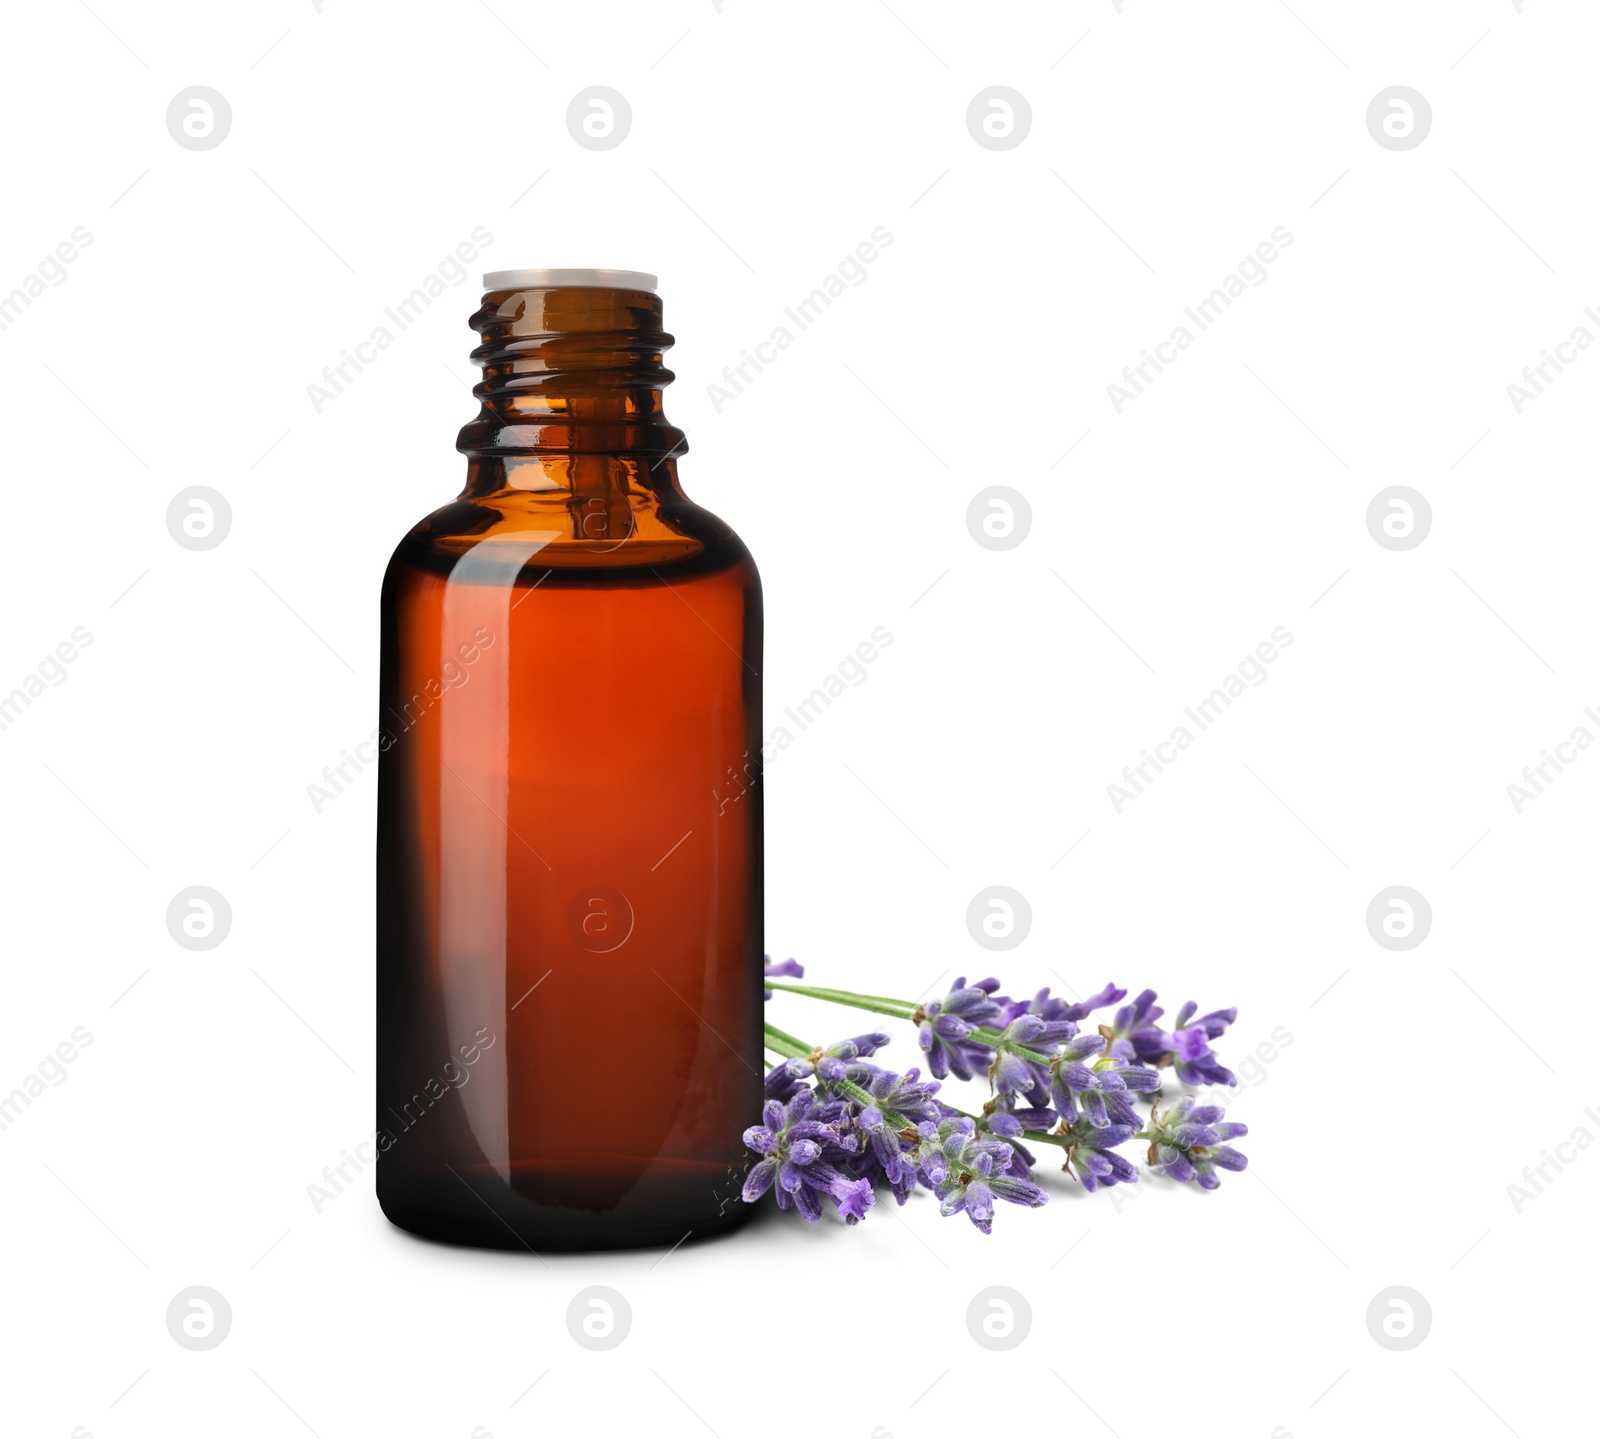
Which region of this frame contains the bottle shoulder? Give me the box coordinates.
[386,490,756,589]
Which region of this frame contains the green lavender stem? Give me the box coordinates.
[763,979,1013,1046]
[762,1021,812,1059]
[763,980,918,1021]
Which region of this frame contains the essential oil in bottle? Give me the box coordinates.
[376,269,762,1251]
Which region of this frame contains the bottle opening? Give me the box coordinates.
[482,267,658,293]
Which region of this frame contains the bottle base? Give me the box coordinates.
[377,1181,754,1255]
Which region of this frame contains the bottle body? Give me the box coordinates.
[376,281,762,1250]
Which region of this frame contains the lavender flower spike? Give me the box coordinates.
[1046,1031,1109,1124]
[992,982,1127,1028]
[912,976,1002,1081]
[852,1064,943,1126]
[1059,982,1129,1024]
[742,1089,875,1222]
[1166,1000,1239,1086]
[1056,1116,1141,1193]
[1141,1096,1248,1190]
[1106,988,1165,1064]
[927,1118,1047,1233]
[1107,990,1239,1087]
[991,1014,1081,1102]
[785,1032,895,1080]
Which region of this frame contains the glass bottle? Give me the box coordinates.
[376,269,762,1251]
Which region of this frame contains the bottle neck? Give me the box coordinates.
[456,285,685,498]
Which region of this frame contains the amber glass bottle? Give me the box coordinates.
[376,269,762,1251]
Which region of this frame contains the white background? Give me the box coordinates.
[0,2,1592,1436]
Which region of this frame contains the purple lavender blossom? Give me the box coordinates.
[992,986,1072,1026]
[751,970,1248,1233]
[764,1032,892,1102]
[826,1065,944,1197]
[991,1014,1081,1103]
[783,1032,894,1080]
[930,1118,1048,1233]
[1060,982,1129,1023]
[742,1089,876,1223]
[1057,1117,1141,1193]
[1082,1063,1142,1129]
[1142,1096,1248,1190]
[1166,1025,1236,1088]
[847,1064,943,1126]
[1091,1061,1162,1129]
[762,1058,809,1103]
[912,976,1002,1081]
[1107,988,1166,1064]
[1107,990,1238,1087]
[1046,1031,1110,1123]
[762,955,804,1000]
[992,981,1127,1028]
[1165,1000,1239,1086]
[970,1103,1039,1175]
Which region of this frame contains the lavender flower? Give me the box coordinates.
[1106,988,1165,1064]
[1107,991,1238,1087]
[1062,1056,1164,1139]
[993,985,1071,1026]
[971,1102,1038,1175]
[1090,1059,1162,1129]
[912,976,1002,1081]
[1060,982,1129,1023]
[993,982,1127,1028]
[784,1032,894,1080]
[762,955,804,1000]
[762,1057,808,1103]
[1165,1001,1239,1086]
[763,1032,892,1103]
[1165,1025,1236,1088]
[751,969,1250,1234]
[1142,1096,1248,1190]
[1056,1117,1141,1193]
[991,1014,1081,1102]
[925,1117,1047,1233]
[844,1064,943,1126]
[1046,1031,1111,1123]
[829,1065,944,1196]
[742,1089,876,1223]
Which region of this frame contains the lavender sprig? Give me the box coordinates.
[754,970,1249,1232]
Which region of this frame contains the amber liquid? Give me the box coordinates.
[376,285,762,1250]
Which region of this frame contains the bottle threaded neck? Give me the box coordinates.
[456,284,685,460]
